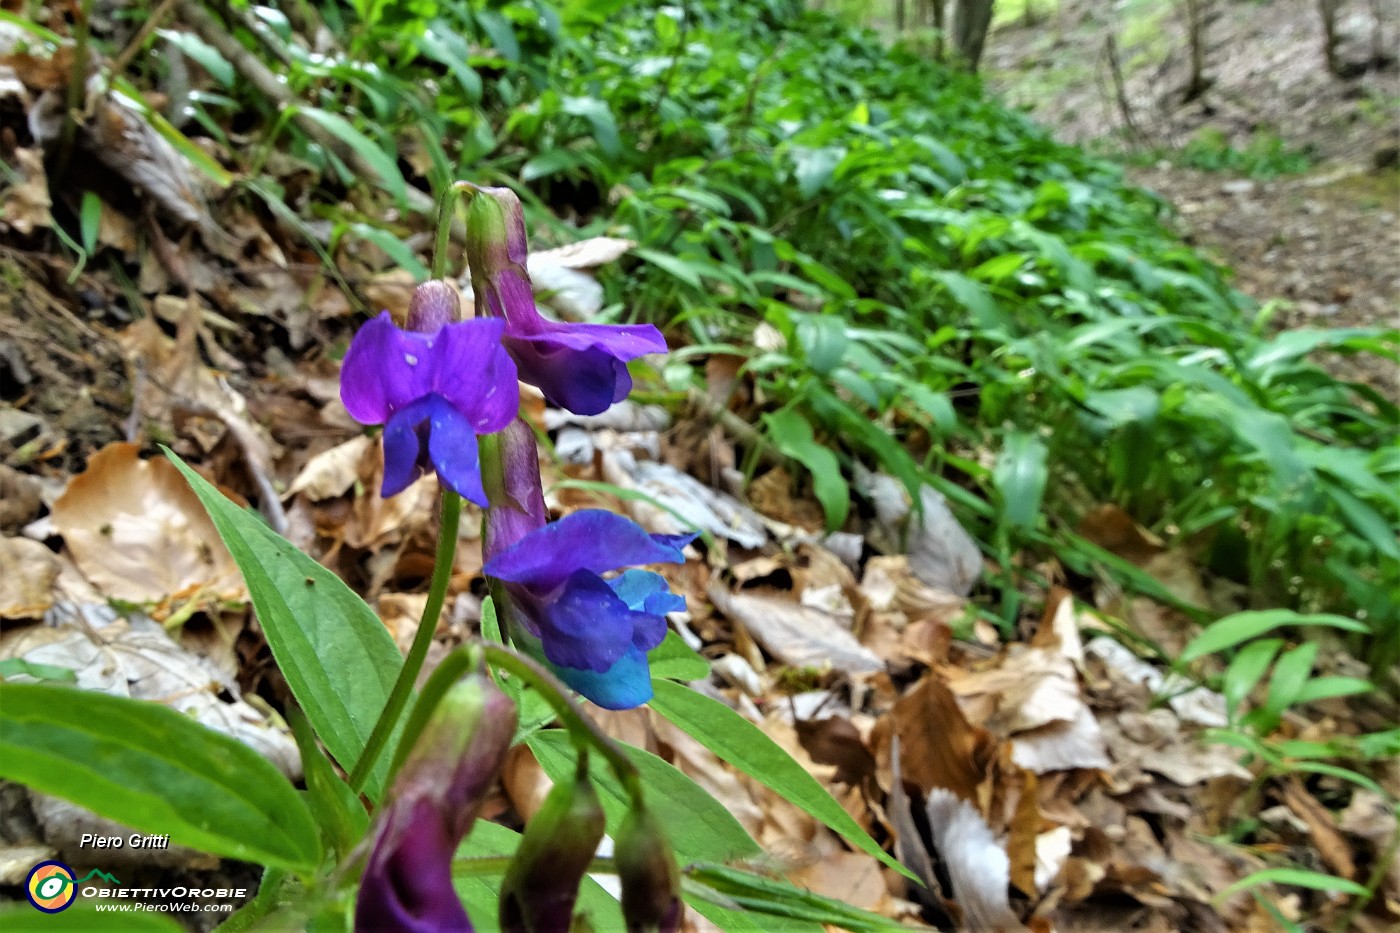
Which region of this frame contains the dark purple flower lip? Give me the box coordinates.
[339,312,519,504]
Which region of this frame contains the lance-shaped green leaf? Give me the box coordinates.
[165,449,401,797]
[0,683,321,872]
[649,679,914,881]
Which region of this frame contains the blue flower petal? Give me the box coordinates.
[341,312,441,423]
[608,570,683,652]
[431,318,518,433]
[382,397,433,497]
[532,570,636,673]
[484,510,690,592]
[551,646,654,711]
[426,398,486,506]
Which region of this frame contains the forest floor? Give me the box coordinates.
[985,0,1400,393]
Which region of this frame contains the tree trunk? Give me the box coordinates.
[950,0,996,72]
[1181,0,1210,102]
[1318,0,1342,76]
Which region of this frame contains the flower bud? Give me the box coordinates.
[499,755,606,933]
[354,674,518,933]
[614,802,683,933]
[406,279,465,332]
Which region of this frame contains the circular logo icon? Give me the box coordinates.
[26,860,77,913]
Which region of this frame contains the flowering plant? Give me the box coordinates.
[1,181,904,933]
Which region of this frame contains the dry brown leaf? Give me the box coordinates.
[708,583,883,676]
[0,148,51,235]
[0,536,60,619]
[785,850,893,915]
[1281,778,1356,880]
[885,675,995,803]
[50,443,244,606]
[602,448,767,548]
[285,434,373,501]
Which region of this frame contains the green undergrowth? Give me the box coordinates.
[25,0,1400,663]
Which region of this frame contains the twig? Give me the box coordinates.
[1103,33,1145,145]
[52,0,95,180]
[106,0,182,83]
[686,387,788,470]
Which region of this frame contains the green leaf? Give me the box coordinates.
[1261,642,1320,721]
[345,223,429,281]
[633,247,703,288]
[1214,867,1368,903]
[763,408,849,531]
[649,680,914,882]
[561,96,621,157]
[687,896,825,933]
[158,29,235,87]
[528,730,759,864]
[292,106,408,207]
[794,314,849,375]
[933,271,1011,332]
[1181,610,1368,662]
[690,863,911,932]
[1293,676,1373,705]
[79,191,101,254]
[993,431,1048,531]
[0,907,186,931]
[649,631,710,682]
[520,149,586,182]
[0,658,77,683]
[1222,638,1281,719]
[165,449,401,798]
[287,707,367,858]
[0,683,320,872]
[791,146,843,199]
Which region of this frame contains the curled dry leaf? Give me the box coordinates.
[708,583,884,676]
[285,434,373,501]
[602,448,767,548]
[0,536,60,619]
[0,148,52,235]
[50,443,245,606]
[925,788,1030,932]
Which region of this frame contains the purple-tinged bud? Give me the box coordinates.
[499,754,606,933]
[615,802,683,933]
[354,674,518,933]
[406,279,465,332]
[461,182,667,416]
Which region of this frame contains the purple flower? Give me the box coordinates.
[340,309,519,505]
[484,509,694,710]
[463,184,667,416]
[355,674,517,933]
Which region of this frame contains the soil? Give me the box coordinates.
[985,0,1400,395]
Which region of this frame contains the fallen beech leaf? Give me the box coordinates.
[708,583,883,675]
[0,536,60,619]
[285,435,373,501]
[51,443,244,605]
[603,448,767,547]
[887,675,994,802]
[0,148,51,235]
[925,788,1029,932]
[1282,778,1356,880]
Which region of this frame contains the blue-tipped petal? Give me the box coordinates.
[426,398,486,506]
[382,397,433,497]
[484,510,690,592]
[531,571,636,673]
[552,646,654,710]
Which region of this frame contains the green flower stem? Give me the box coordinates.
[479,643,643,801]
[385,643,482,784]
[453,856,618,879]
[349,490,464,794]
[430,183,469,280]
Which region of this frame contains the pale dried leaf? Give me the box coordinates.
[50,443,245,605]
[925,788,1029,932]
[602,448,766,548]
[530,236,635,270]
[708,583,883,675]
[0,148,51,234]
[285,435,373,501]
[0,536,60,619]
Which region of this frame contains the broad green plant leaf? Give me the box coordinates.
[1181,610,1368,663]
[528,730,760,864]
[1222,638,1282,719]
[762,408,849,530]
[649,679,914,881]
[649,631,711,681]
[291,106,408,207]
[0,683,321,872]
[993,431,1048,531]
[158,29,235,87]
[166,450,401,797]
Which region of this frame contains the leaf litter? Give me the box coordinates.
[2,15,1396,932]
